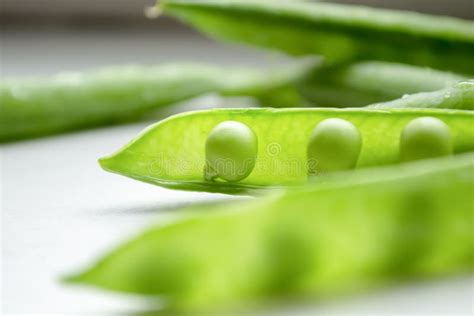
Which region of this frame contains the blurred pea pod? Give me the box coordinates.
[65,153,474,311]
[0,61,313,142]
[298,61,468,108]
[369,80,474,110]
[160,0,474,74]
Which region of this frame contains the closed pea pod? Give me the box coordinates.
[400,117,452,162]
[67,153,474,310]
[204,121,258,182]
[0,61,314,142]
[307,118,362,174]
[369,80,474,111]
[160,0,474,74]
[299,62,468,108]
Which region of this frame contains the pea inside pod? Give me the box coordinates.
[400,117,452,162]
[307,118,362,174]
[204,121,258,182]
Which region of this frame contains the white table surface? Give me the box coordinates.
[1,23,473,315]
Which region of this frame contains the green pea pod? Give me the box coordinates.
[66,153,474,311]
[0,61,313,142]
[99,108,474,194]
[160,0,474,74]
[298,61,468,108]
[369,80,474,110]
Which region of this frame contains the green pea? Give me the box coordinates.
[204,121,258,182]
[400,117,452,162]
[307,118,362,174]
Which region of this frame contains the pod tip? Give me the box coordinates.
[98,156,113,171]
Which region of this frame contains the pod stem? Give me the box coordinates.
[144,5,162,19]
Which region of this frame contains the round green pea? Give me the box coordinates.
[400,117,452,162]
[204,121,258,182]
[307,118,362,174]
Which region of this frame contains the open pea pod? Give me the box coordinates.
[299,61,468,108]
[66,153,474,311]
[0,61,312,142]
[99,107,474,194]
[160,0,474,74]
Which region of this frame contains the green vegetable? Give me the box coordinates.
[66,153,474,311]
[204,121,258,182]
[99,108,474,194]
[0,61,312,142]
[298,61,467,107]
[160,0,474,74]
[400,117,452,162]
[307,118,362,173]
[369,80,474,110]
